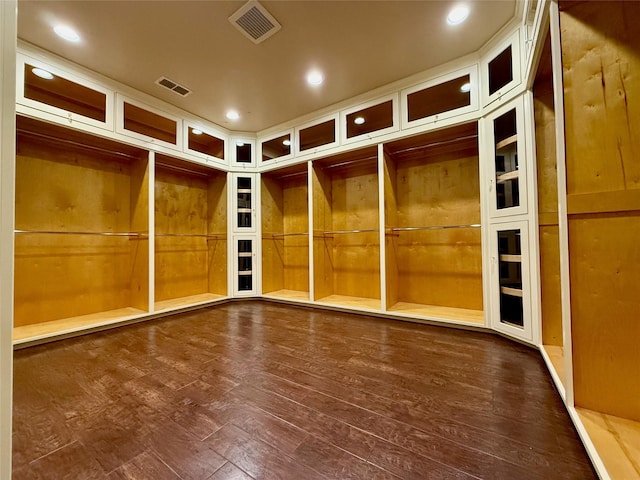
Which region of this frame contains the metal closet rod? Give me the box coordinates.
[264,232,309,237]
[155,233,226,238]
[386,134,479,156]
[14,229,148,237]
[17,128,142,161]
[321,155,378,170]
[388,224,481,232]
[322,228,378,235]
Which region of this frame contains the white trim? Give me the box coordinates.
[294,113,340,158]
[524,0,551,89]
[230,137,256,168]
[401,65,479,130]
[148,151,156,313]
[549,0,575,408]
[566,407,611,480]
[258,129,294,165]
[307,160,315,301]
[116,93,183,151]
[182,121,228,166]
[17,52,115,131]
[340,93,400,145]
[230,173,257,233]
[0,2,16,478]
[232,236,258,296]
[481,29,523,108]
[377,144,387,312]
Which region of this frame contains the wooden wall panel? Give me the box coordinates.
[383,152,399,308]
[282,175,309,292]
[561,1,640,420]
[207,173,227,296]
[14,139,136,325]
[129,157,149,311]
[561,1,640,197]
[569,213,640,421]
[261,176,284,293]
[393,151,482,310]
[312,166,333,300]
[155,167,209,302]
[539,225,562,346]
[331,163,380,299]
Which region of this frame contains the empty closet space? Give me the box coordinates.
[532,31,564,384]
[261,163,309,300]
[312,147,381,310]
[383,123,483,324]
[560,1,640,477]
[154,155,227,311]
[14,117,149,341]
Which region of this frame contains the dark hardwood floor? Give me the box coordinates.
[12,301,596,479]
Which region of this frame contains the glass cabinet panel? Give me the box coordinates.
[123,102,177,144]
[237,176,252,229]
[488,46,513,96]
[494,108,519,210]
[187,127,224,159]
[407,74,471,122]
[498,229,523,328]
[298,119,336,152]
[237,239,253,292]
[346,100,394,138]
[262,134,291,162]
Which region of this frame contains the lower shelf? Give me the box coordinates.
[263,289,310,301]
[577,408,640,479]
[542,344,565,389]
[315,294,381,311]
[388,301,484,325]
[154,293,226,312]
[12,307,146,344]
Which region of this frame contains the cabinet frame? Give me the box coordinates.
[232,235,259,296]
[481,30,522,107]
[182,121,228,167]
[230,173,258,233]
[340,93,400,145]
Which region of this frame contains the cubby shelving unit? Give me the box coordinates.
[154,154,227,312]
[13,117,150,342]
[383,123,484,324]
[312,147,381,310]
[261,163,310,301]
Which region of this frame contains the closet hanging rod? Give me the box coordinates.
[322,228,378,235]
[155,233,225,238]
[155,161,211,178]
[265,232,309,237]
[322,155,378,170]
[386,134,478,156]
[16,128,141,161]
[14,229,148,237]
[268,170,307,180]
[388,224,481,232]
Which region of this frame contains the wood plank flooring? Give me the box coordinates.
[12,301,596,479]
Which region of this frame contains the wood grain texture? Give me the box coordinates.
[154,162,227,303]
[384,124,482,311]
[569,213,640,420]
[12,301,596,479]
[560,1,640,422]
[14,133,149,326]
[261,168,309,295]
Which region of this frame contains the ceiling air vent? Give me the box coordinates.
[155,76,192,97]
[229,0,281,45]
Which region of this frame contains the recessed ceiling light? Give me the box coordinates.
[226,110,240,120]
[283,139,291,146]
[236,141,245,147]
[32,67,54,80]
[191,129,203,135]
[447,5,469,25]
[460,82,471,93]
[354,116,365,125]
[306,70,324,86]
[53,24,81,42]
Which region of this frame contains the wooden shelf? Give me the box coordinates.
[496,134,517,150]
[154,293,226,312]
[500,286,523,297]
[388,302,484,325]
[497,170,519,183]
[577,408,640,480]
[315,294,381,311]
[263,289,310,301]
[542,344,565,389]
[13,307,146,344]
[499,254,522,262]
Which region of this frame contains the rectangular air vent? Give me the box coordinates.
[229,1,281,45]
[155,76,192,97]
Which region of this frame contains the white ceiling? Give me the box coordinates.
[17,1,517,133]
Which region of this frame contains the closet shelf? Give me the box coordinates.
[496,170,519,183]
[496,134,517,150]
[14,229,148,237]
[499,254,522,262]
[501,286,523,297]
